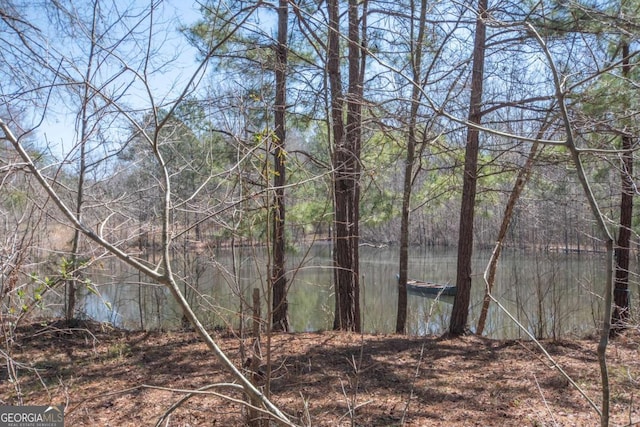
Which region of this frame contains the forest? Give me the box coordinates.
[1,0,639,425]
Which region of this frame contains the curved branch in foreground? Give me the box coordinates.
[147,383,264,427]
[526,23,614,427]
[0,119,296,427]
[481,253,601,416]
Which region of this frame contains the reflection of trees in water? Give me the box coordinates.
[81,247,605,339]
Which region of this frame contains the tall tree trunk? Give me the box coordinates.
[396,144,414,334]
[475,113,552,336]
[449,0,487,336]
[271,0,289,332]
[396,0,428,334]
[67,1,99,323]
[476,138,541,335]
[328,0,364,332]
[611,40,633,336]
[327,0,345,330]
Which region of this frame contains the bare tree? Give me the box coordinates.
[476,115,553,335]
[396,0,431,334]
[61,0,100,324]
[0,1,293,423]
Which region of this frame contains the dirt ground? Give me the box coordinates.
[1,320,639,426]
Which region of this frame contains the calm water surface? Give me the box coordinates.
[79,245,632,339]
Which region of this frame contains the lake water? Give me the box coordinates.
[79,244,635,339]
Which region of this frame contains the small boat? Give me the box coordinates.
[405,279,457,297]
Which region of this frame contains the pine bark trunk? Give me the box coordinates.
[612,41,633,336]
[449,0,487,336]
[271,0,289,332]
[328,0,364,332]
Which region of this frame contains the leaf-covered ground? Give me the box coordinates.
[2,320,639,426]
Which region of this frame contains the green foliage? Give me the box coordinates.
[531,0,618,36]
[4,190,27,210]
[184,1,255,59]
[577,73,639,134]
[59,257,90,279]
[358,132,403,228]
[11,258,113,317]
[287,151,333,237]
[360,187,398,228]
[12,271,55,314]
[289,198,331,233]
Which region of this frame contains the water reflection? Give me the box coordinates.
[80,245,616,339]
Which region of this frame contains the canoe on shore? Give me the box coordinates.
[406,279,457,297]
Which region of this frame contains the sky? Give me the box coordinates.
[35,0,204,155]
